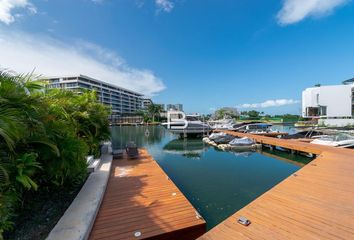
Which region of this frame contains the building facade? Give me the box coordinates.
[302,79,354,126]
[47,75,143,117]
[166,104,183,111]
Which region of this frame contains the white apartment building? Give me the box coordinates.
[47,75,143,117]
[302,78,354,126]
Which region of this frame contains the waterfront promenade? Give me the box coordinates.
[198,130,354,239]
[89,149,206,240]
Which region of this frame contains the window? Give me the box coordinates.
[66,83,78,88]
[319,106,327,116]
[316,94,320,105]
[306,107,319,117]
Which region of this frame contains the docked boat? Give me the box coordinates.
[161,111,212,137]
[281,129,324,139]
[208,118,239,130]
[218,137,262,151]
[310,133,354,148]
[235,123,273,134]
[207,132,235,144]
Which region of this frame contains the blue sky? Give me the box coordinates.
[0,0,353,115]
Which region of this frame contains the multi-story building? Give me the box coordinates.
[47,75,143,117]
[166,104,183,111]
[302,78,354,126]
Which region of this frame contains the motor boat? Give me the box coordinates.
[203,132,235,147]
[203,132,233,145]
[208,132,235,144]
[310,133,354,148]
[161,111,211,136]
[218,137,262,151]
[208,118,239,130]
[281,129,324,139]
[234,123,275,134]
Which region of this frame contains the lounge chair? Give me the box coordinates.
[126,142,139,158]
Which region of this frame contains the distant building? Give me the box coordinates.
[302,78,354,126]
[47,75,143,117]
[166,104,183,111]
[155,104,165,111]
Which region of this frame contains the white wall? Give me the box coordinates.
[319,118,354,127]
[302,84,353,117]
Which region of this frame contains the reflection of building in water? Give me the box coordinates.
[111,126,165,149]
[163,139,208,159]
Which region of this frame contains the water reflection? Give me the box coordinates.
[163,139,209,159]
[110,125,165,149]
[230,151,253,157]
[110,126,311,229]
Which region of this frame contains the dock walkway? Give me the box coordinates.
[199,130,354,240]
[89,149,206,240]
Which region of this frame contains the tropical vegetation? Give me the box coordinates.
[138,103,164,123]
[213,107,239,119]
[0,71,110,239]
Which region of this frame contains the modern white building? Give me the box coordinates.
[302,78,354,126]
[47,75,143,117]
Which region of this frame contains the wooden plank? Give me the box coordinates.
[217,130,354,156]
[89,149,206,240]
[198,131,354,240]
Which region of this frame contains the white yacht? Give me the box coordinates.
[161,111,211,136]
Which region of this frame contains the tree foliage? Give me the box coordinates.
[0,71,110,237]
[213,107,239,119]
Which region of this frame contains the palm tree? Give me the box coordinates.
[147,104,162,123]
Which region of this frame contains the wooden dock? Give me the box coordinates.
[198,130,354,240]
[89,149,206,240]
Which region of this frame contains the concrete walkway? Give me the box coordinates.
[47,153,112,240]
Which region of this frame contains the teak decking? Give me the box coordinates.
[198,130,354,240]
[89,149,206,240]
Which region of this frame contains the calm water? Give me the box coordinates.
[111,126,311,229]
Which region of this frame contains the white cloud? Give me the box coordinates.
[155,0,174,12]
[0,29,166,96]
[237,99,300,108]
[0,0,37,24]
[277,0,349,25]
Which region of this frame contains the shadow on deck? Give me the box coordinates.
[89,149,206,240]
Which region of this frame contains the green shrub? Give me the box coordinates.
[0,70,110,237]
